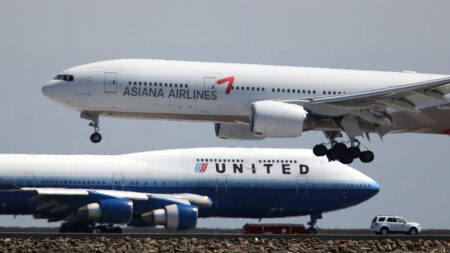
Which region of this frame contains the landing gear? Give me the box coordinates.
[90,132,102,143]
[306,213,322,234]
[96,225,123,233]
[313,131,374,164]
[59,222,93,233]
[81,111,102,143]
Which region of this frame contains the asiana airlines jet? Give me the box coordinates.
[0,148,379,233]
[42,59,450,164]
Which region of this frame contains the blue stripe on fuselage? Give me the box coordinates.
[0,178,379,219]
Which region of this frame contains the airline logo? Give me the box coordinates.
[217,76,235,94]
[194,163,208,173]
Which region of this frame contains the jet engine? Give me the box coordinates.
[250,101,308,137]
[141,204,198,230]
[76,198,133,224]
[214,123,265,140]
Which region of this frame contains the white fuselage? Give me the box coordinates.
[42,59,450,134]
[0,148,379,219]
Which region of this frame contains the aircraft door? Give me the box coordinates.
[215,175,227,193]
[296,176,308,196]
[112,173,124,191]
[23,172,35,187]
[204,77,216,91]
[104,72,118,93]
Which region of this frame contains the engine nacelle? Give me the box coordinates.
[250,101,308,138]
[141,204,198,230]
[214,123,265,140]
[76,198,133,224]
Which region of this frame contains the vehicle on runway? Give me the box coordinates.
[42,59,450,164]
[0,148,379,233]
[371,215,421,235]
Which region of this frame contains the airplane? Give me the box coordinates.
[41,59,450,164]
[0,148,379,233]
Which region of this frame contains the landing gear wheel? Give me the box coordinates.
[332,143,347,156]
[359,151,374,163]
[380,227,389,235]
[326,149,339,161]
[99,226,122,233]
[339,150,354,164]
[90,133,102,143]
[59,223,93,233]
[347,146,361,158]
[313,144,327,157]
[306,227,318,234]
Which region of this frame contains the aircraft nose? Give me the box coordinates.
[368,179,380,198]
[42,81,76,104]
[41,84,55,98]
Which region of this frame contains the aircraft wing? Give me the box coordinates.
[21,187,212,221]
[283,76,450,137]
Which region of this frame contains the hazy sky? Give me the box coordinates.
[0,0,449,229]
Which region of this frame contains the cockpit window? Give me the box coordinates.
[54,74,74,82]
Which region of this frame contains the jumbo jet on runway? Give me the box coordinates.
[42,59,450,164]
[0,148,379,233]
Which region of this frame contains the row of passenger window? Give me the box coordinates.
[197,158,244,163]
[127,80,347,97]
[231,86,265,92]
[272,88,316,94]
[197,158,299,164]
[41,179,106,185]
[323,90,346,95]
[311,183,372,189]
[128,81,189,89]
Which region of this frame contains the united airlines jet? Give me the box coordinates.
[0,148,379,233]
[42,59,450,164]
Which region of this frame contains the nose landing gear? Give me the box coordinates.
[306,213,322,234]
[81,111,102,143]
[313,131,374,164]
[89,121,102,143]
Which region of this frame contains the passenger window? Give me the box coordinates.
[387,218,396,222]
[262,88,265,91]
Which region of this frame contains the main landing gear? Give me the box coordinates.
[306,213,322,234]
[313,131,374,164]
[81,111,102,143]
[59,223,122,233]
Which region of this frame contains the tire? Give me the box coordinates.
[339,150,354,164]
[313,144,327,157]
[326,149,339,161]
[380,227,389,235]
[90,133,102,143]
[333,143,347,155]
[347,146,361,158]
[359,151,374,163]
[409,227,418,235]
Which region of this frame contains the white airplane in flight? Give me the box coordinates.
[0,148,379,233]
[42,59,450,164]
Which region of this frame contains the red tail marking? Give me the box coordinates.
[217,76,235,94]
